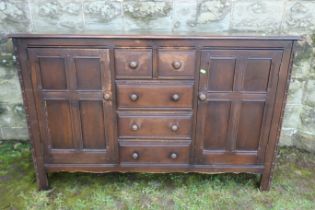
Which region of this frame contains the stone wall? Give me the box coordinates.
[0,0,314,152]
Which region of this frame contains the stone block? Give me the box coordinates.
[293,131,315,153]
[0,102,26,128]
[299,105,315,133]
[291,38,314,80]
[0,0,31,33]
[0,71,23,104]
[279,128,296,146]
[282,0,315,34]
[302,80,315,107]
[191,0,231,32]
[231,0,285,34]
[286,79,305,105]
[30,0,84,33]
[0,127,28,140]
[172,0,197,32]
[123,1,173,31]
[282,104,302,128]
[83,0,123,32]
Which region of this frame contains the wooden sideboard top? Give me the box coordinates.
[9,33,300,40]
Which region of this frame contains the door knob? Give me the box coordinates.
[104,93,111,100]
[199,93,207,101]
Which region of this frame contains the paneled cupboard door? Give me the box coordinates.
[28,48,117,164]
[195,49,283,165]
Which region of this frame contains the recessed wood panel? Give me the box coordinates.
[203,101,231,150]
[208,58,236,91]
[80,101,106,149]
[75,57,102,90]
[236,102,265,150]
[46,100,73,149]
[39,57,66,90]
[243,59,271,92]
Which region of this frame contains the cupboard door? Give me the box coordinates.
[28,48,117,164]
[195,49,283,165]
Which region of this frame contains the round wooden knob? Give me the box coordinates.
[170,153,177,159]
[199,93,207,101]
[171,93,180,101]
[129,61,138,69]
[132,152,139,160]
[129,93,139,101]
[104,93,111,100]
[171,124,179,132]
[131,124,139,131]
[172,61,182,69]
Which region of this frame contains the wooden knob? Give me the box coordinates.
[172,61,182,69]
[131,124,139,131]
[171,93,180,101]
[170,153,177,159]
[132,152,139,160]
[171,124,179,132]
[129,93,139,101]
[104,93,111,100]
[129,61,138,69]
[199,93,207,101]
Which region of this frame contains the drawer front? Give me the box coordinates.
[118,114,192,139]
[158,49,196,79]
[116,81,194,109]
[120,142,190,164]
[115,49,152,79]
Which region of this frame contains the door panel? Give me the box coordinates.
[207,58,236,91]
[28,48,116,164]
[38,57,67,90]
[46,100,73,149]
[236,101,265,150]
[79,101,106,149]
[203,101,231,150]
[196,49,283,164]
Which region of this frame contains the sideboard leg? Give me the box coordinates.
[36,169,49,190]
[259,170,271,191]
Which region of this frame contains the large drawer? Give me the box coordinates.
[116,80,194,109]
[118,112,192,139]
[119,141,190,164]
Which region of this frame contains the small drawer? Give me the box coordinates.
[118,113,192,139]
[119,142,190,164]
[158,49,196,79]
[116,80,194,109]
[115,49,152,79]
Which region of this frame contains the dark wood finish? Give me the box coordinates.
[116,80,194,110]
[157,49,196,79]
[118,112,192,139]
[115,49,152,79]
[11,33,298,191]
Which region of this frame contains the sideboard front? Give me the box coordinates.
[12,35,297,191]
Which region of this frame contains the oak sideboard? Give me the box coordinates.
[11,34,298,190]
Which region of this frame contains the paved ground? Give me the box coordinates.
[0,141,314,209]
